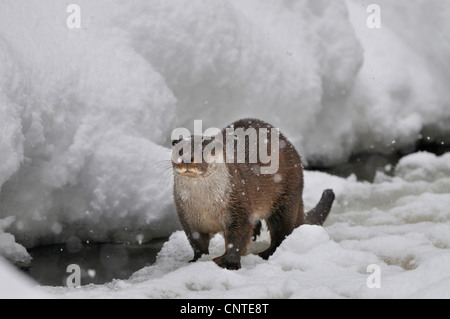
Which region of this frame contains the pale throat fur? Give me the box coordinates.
[174,160,232,234]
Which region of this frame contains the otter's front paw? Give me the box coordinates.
[212,255,241,270]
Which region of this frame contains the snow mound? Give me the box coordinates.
[117,0,369,166]
[346,0,450,157]
[395,152,450,182]
[0,217,31,267]
[40,152,450,298]
[0,0,179,249]
[0,257,48,299]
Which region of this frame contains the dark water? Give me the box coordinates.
[309,135,450,182]
[23,239,167,287]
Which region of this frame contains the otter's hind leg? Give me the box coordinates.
[259,204,296,260]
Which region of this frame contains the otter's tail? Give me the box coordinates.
[305,189,335,226]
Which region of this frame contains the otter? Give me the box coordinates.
[172,119,335,270]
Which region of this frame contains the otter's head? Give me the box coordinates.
[172,135,224,178]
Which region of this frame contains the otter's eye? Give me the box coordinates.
[172,140,178,147]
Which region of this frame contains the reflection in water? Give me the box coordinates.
[24,239,167,287]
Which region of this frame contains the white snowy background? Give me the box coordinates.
[0,0,449,298]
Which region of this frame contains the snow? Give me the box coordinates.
[0,217,31,267]
[0,257,48,299]
[38,152,450,298]
[0,0,179,249]
[345,0,450,157]
[0,0,449,298]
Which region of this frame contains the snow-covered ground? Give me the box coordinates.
[0,0,449,298]
[0,257,48,299]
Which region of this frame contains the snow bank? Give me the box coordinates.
[0,257,48,299]
[120,0,364,162]
[346,0,450,157]
[0,0,179,250]
[0,217,31,267]
[0,0,449,255]
[40,152,450,298]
